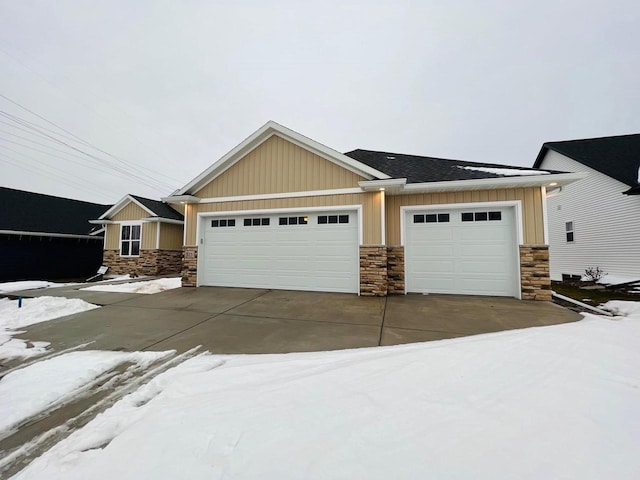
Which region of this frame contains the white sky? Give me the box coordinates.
[1,0,639,204]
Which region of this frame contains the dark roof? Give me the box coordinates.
[534,134,640,194]
[0,187,110,236]
[129,195,183,221]
[344,149,561,184]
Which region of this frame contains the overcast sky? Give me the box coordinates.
[1,0,639,204]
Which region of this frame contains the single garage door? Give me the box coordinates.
[200,210,359,293]
[405,206,518,297]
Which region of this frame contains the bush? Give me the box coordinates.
[583,267,607,282]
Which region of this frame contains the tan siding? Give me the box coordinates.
[194,135,366,198]
[159,223,184,249]
[111,202,148,221]
[186,192,381,245]
[105,224,120,250]
[141,222,157,250]
[386,188,545,245]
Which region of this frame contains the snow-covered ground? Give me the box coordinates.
[79,277,181,294]
[0,350,173,434]
[10,303,640,480]
[0,281,79,294]
[0,297,99,360]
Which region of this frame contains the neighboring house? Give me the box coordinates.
[534,133,640,281]
[163,121,583,300]
[90,195,184,276]
[0,186,107,281]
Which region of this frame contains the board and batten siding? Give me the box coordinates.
[540,150,640,281]
[159,223,184,250]
[104,202,154,250]
[185,192,382,245]
[385,188,545,246]
[194,135,366,198]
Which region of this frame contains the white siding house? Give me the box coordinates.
[535,138,640,282]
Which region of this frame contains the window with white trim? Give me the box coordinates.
[121,224,141,256]
[565,221,574,242]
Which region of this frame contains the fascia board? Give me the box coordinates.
[175,121,390,195]
[161,195,200,204]
[400,172,587,194]
[140,217,185,225]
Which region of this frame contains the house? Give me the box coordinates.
[90,194,184,276]
[0,186,107,281]
[163,121,583,300]
[534,133,640,282]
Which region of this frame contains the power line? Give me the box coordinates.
[0,96,180,189]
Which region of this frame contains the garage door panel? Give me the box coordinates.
[406,207,518,297]
[200,211,358,293]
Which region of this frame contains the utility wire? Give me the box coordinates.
[0,95,180,190]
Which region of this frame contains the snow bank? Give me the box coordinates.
[0,281,77,294]
[13,313,640,480]
[0,297,99,360]
[0,350,173,434]
[601,300,640,318]
[80,277,181,294]
[458,165,550,176]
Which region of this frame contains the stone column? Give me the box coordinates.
[359,246,387,296]
[519,245,552,301]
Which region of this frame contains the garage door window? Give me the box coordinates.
[461,211,502,222]
[279,216,308,225]
[244,218,270,226]
[318,215,349,224]
[413,213,449,223]
[211,219,236,227]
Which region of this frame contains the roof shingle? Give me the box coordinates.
[534,134,640,194]
[0,187,110,235]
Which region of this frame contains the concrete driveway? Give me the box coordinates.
[10,286,582,357]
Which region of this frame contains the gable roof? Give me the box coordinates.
[345,149,562,184]
[534,134,640,195]
[173,121,391,196]
[98,194,183,221]
[0,187,109,236]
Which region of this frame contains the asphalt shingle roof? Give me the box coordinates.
[0,187,110,235]
[344,149,561,183]
[534,134,640,194]
[129,195,183,221]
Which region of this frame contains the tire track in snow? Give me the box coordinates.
[0,346,201,479]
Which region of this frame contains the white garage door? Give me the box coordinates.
[405,207,518,297]
[200,210,359,293]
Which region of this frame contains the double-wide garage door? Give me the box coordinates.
[200,210,359,293]
[405,206,518,297]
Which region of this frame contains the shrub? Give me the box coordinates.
[583,267,607,282]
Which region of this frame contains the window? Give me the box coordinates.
[565,221,574,242]
[317,215,349,225]
[413,213,449,223]
[243,218,270,226]
[211,219,235,227]
[120,224,141,257]
[279,216,308,226]
[461,211,502,222]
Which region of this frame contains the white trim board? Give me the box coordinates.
[197,187,364,204]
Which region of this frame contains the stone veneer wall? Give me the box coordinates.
[182,246,198,287]
[103,249,182,276]
[387,246,405,295]
[359,246,387,296]
[520,245,552,301]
